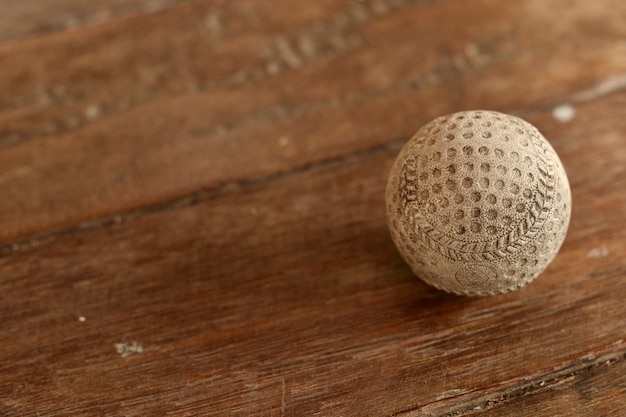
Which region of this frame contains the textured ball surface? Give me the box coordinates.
[386,110,571,296]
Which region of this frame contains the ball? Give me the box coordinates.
[386,110,571,296]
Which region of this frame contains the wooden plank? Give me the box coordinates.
[1,0,626,245]
[0,0,194,43]
[0,93,624,415]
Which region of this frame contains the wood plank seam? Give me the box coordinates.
[391,347,626,416]
[0,138,406,256]
[1,81,624,257]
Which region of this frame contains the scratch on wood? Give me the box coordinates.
[281,377,286,415]
[587,246,609,258]
[435,388,470,401]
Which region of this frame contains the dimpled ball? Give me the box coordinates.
[386,110,571,296]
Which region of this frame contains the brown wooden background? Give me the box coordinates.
[1,0,625,415]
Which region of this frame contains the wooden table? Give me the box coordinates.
[1,1,625,415]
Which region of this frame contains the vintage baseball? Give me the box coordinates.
[386,110,571,296]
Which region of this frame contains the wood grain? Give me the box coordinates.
[0,0,625,415]
[1,93,626,415]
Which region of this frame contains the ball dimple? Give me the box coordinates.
[386,110,571,296]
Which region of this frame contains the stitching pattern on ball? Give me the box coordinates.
[395,111,557,263]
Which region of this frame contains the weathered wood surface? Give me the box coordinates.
[0,0,625,415]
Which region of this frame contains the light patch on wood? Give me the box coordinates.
[114,342,143,358]
[587,246,609,258]
[552,104,575,122]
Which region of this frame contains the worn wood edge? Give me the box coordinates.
[0,82,624,257]
[395,346,626,416]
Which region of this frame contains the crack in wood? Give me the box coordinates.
[390,347,626,416]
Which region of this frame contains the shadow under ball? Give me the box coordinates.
[386,110,571,296]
